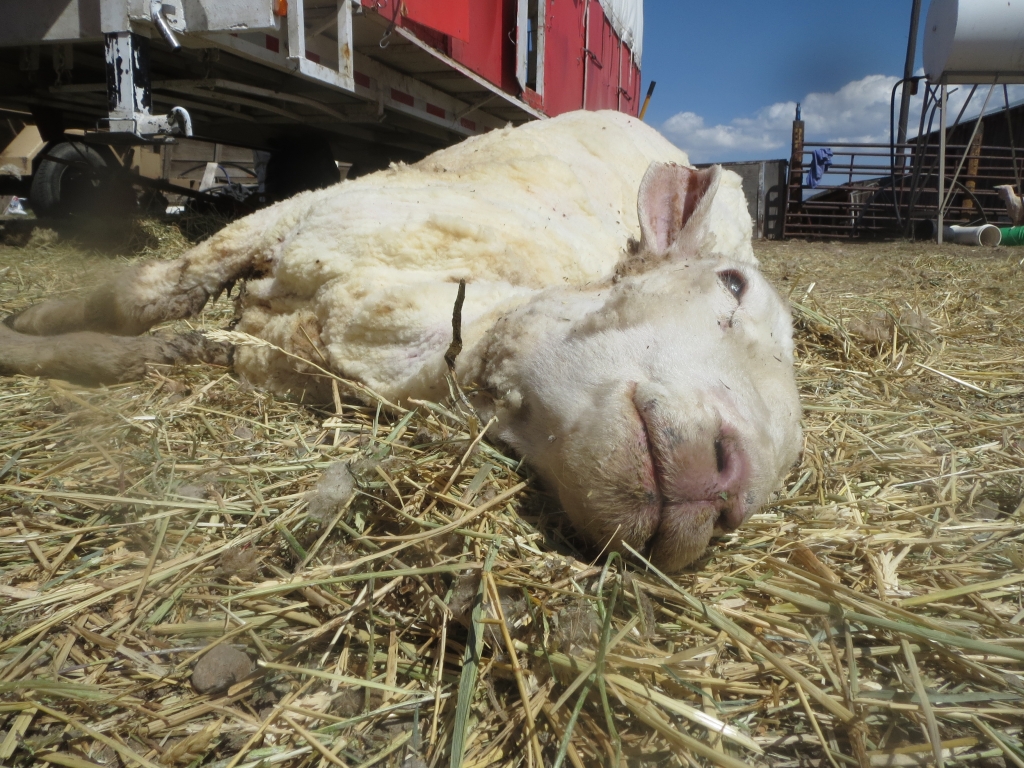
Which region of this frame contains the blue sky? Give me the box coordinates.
[641,1,1023,163]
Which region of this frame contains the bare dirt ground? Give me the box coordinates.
[0,225,1022,768]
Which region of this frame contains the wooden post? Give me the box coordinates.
[638,81,656,121]
[962,121,984,218]
[783,107,805,238]
[790,117,805,205]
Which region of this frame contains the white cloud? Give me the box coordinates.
[661,74,1024,163]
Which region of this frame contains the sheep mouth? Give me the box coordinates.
[630,389,737,559]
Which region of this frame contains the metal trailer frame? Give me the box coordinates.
[0,0,547,169]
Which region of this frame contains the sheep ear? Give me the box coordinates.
[637,163,720,257]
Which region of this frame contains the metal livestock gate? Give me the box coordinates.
[783,91,1024,240]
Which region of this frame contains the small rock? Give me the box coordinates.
[191,645,252,694]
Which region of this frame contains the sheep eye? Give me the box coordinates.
[719,270,746,300]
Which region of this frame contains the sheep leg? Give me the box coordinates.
[6,243,264,337]
[0,325,232,385]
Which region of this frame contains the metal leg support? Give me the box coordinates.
[938,83,946,243]
[104,31,192,139]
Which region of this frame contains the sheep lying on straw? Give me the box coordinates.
[1,110,801,570]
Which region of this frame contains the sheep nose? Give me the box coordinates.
[663,429,742,513]
[632,384,750,529]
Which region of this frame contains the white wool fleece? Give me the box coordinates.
[178,110,753,400]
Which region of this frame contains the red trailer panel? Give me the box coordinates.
[450,0,518,94]
[363,0,470,42]
[618,39,640,116]
[584,1,619,111]
[406,0,470,41]
[543,0,588,117]
[360,0,640,120]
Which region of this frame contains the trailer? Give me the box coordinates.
[0,0,643,215]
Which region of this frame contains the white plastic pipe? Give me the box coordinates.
[942,222,999,246]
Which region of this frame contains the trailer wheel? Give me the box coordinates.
[29,142,109,218]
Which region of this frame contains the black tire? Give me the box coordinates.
[29,142,108,218]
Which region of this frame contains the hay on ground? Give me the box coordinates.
[0,227,1023,768]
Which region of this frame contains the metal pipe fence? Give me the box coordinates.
[783,139,1022,238]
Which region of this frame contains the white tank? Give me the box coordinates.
[924,0,1024,83]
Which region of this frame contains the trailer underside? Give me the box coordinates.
[0,1,545,173]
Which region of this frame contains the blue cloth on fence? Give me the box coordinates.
[805,147,834,188]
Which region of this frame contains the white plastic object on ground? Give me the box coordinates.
[940,223,1002,246]
[4,197,26,216]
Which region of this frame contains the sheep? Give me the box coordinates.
[995,184,1024,226]
[1,110,803,571]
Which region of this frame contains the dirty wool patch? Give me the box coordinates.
[1,230,1022,768]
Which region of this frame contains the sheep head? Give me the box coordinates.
[473,163,803,571]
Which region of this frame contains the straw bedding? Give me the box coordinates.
[0,224,1022,768]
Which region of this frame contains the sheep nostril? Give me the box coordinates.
[716,504,739,532]
[714,438,726,474]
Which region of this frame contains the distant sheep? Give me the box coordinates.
[1,110,802,570]
[995,184,1024,226]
